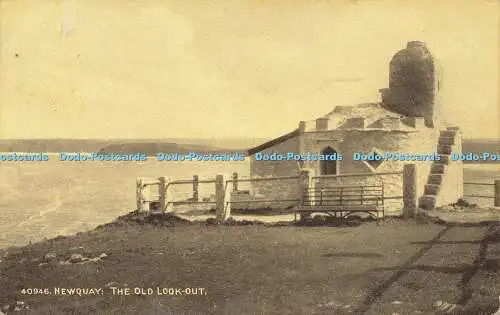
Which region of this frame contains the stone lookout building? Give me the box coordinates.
[244,41,463,214]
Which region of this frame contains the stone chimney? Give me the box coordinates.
[404,117,425,129]
[299,121,306,133]
[379,88,390,105]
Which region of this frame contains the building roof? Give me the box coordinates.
[247,103,424,155]
[247,129,300,155]
[309,103,401,131]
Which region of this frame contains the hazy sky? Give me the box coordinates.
[1,0,499,139]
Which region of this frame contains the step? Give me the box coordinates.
[438,137,455,146]
[440,130,456,138]
[428,174,443,185]
[437,144,452,155]
[424,184,440,195]
[436,154,450,164]
[431,164,445,174]
[419,195,436,210]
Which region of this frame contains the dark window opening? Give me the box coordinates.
[320,147,338,175]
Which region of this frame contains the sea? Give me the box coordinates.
[0,158,498,249]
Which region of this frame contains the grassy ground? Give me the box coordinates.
[0,213,498,315]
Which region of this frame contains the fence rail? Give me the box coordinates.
[227,175,300,183]
[168,201,216,205]
[463,195,495,199]
[464,182,495,186]
[312,171,402,179]
[463,180,500,206]
[137,165,498,222]
[170,179,216,185]
[228,199,300,204]
[136,175,219,214]
[136,171,408,215]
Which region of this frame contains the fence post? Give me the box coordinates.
[215,174,229,221]
[298,170,311,221]
[495,180,500,207]
[159,177,166,213]
[403,164,417,219]
[136,178,144,211]
[232,172,238,192]
[192,175,199,201]
[164,177,174,213]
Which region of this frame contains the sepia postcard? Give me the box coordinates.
[0,1,499,314]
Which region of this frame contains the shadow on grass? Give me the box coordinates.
[353,222,499,313]
[322,252,383,258]
[367,259,500,274]
[353,225,453,314]
[410,228,500,246]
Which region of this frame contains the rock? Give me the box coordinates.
[434,300,461,314]
[1,305,9,311]
[99,253,108,259]
[105,281,118,287]
[16,301,24,306]
[59,261,71,265]
[69,254,85,263]
[38,262,48,267]
[19,258,28,264]
[206,218,218,225]
[44,252,57,260]
[14,306,22,311]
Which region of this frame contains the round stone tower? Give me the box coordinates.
[382,41,440,128]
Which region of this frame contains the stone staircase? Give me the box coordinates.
[419,127,460,210]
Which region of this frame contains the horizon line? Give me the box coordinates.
[0,136,497,141]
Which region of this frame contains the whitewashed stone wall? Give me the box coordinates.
[299,128,441,215]
[247,125,464,215]
[436,130,464,206]
[248,136,301,209]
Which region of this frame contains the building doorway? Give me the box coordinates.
[320,147,338,175]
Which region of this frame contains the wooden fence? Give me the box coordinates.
[463,180,500,207]
[135,164,421,221]
[311,171,404,200]
[136,175,220,215]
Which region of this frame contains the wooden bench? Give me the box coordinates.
[293,184,385,224]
